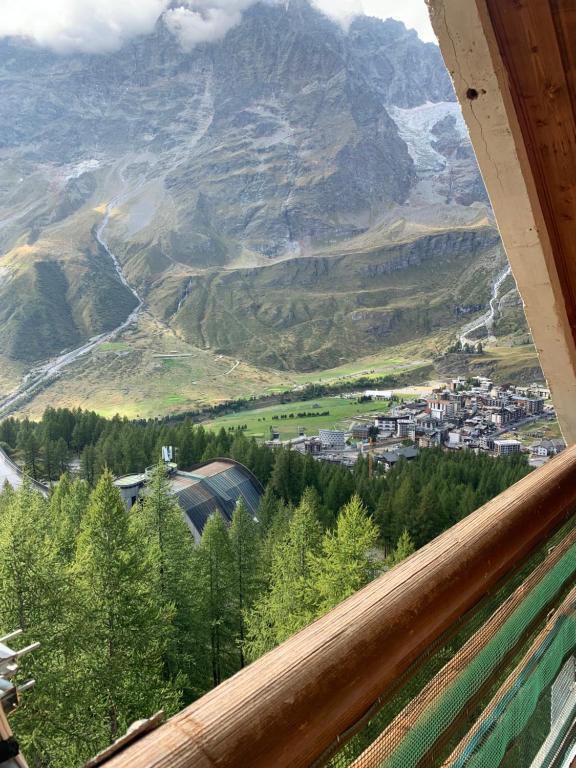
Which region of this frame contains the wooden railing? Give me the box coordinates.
[102,445,576,768]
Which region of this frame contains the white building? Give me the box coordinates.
[476,377,493,390]
[447,431,461,447]
[396,419,415,439]
[494,439,522,456]
[530,439,566,457]
[364,390,393,400]
[375,415,400,433]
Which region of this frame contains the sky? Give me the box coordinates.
[0,0,436,54]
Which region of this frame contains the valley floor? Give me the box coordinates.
[0,311,541,421]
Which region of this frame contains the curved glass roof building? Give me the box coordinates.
[115,458,263,543]
[171,459,263,542]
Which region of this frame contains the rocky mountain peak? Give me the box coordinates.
[0,1,493,374]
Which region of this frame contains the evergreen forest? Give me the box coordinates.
[0,407,532,765]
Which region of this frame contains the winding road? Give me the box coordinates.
[459,264,512,347]
[0,447,48,494]
[0,200,142,417]
[0,447,22,489]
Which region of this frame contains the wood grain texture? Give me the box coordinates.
[486,0,576,340]
[429,0,576,444]
[101,446,576,768]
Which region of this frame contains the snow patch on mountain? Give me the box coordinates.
[389,101,467,173]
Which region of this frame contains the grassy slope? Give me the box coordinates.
[161,227,504,371]
[7,310,540,421]
[9,324,437,420]
[0,358,25,400]
[0,170,538,419]
[435,345,542,386]
[10,313,288,420]
[203,395,391,440]
[499,416,562,449]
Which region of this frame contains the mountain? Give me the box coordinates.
[0,0,520,410]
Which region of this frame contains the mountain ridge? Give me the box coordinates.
[0,0,523,414]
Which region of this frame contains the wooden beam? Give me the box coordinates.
[486,0,576,335]
[428,0,576,445]
[101,445,576,768]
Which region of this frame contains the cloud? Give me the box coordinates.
[0,0,435,54]
[0,0,169,54]
[363,0,435,43]
[312,0,362,32]
[164,1,256,50]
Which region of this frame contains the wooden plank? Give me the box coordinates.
[485,0,576,334]
[428,0,576,445]
[85,712,164,768]
[551,1,576,119]
[101,445,576,768]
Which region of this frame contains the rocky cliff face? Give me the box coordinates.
[0,0,502,377]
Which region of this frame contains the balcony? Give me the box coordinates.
[2,2,575,766]
[88,1,576,765]
[73,0,576,768]
[79,445,575,768]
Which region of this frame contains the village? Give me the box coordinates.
[264,376,563,471]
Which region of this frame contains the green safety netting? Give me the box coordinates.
[326,521,576,768]
[459,611,575,768]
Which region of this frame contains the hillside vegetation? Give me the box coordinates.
[1,409,531,765]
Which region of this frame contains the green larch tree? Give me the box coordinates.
[72,471,180,756]
[193,512,235,689]
[244,488,322,661]
[385,529,416,568]
[311,495,380,614]
[229,498,261,668]
[131,463,197,692]
[0,480,78,767]
[49,473,90,562]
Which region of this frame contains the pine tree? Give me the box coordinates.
[193,513,235,688]
[72,471,180,754]
[229,499,261,668]
[270,448,303,503]
[0,481,78,766]
[177,423,195,469]
[42,438,58,481]
[80,443,101,486]
[323,472,354,519]
[131,463,197,692]
[244,489,322,661]
[256,485,280,533]
[0,481,57,631]
[18,426,41,479]
[385,529,415,568]
[311,495,380,614]
[0,417,18,449]
[247,440,274,485]
[230,433,250,466]
[258,498,293,586]
[49,473,90,561]
[390,475,416,544]
[412,482,443,547]
[55,436,70,476]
